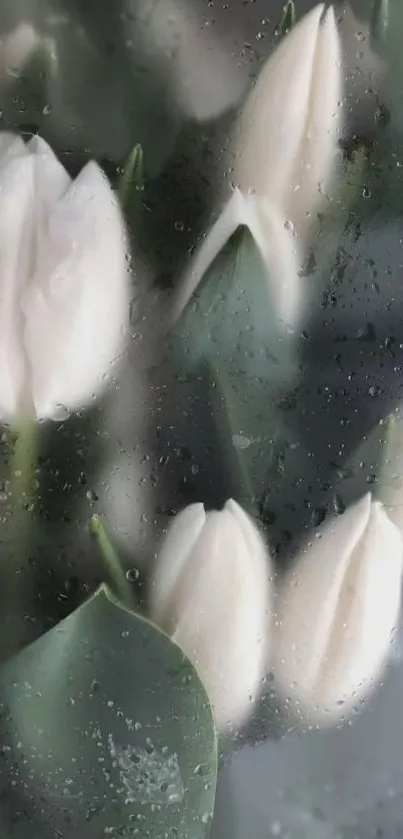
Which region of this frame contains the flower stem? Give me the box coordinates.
[0,419,39,662]
[11,419,38,515]
[90,515,137,611]
[210,361,257,517]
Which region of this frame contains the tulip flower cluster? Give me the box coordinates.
[0,0,397,743]
[150,493,403,732]
[149,3,403,734]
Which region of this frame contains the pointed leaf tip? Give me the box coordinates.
[119,143,144,208]
[276,1,297,38]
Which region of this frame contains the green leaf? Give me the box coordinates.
[275,2,296,38]
[118,143,144,211]
[89,514,138,612]
[0,586,217,838]
[167,227,297,501]
[170,226,296,383]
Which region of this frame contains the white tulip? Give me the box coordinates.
[140,0,246,122]
[172,189,301,330]
[274,494,403,724]
[0,132,129,422]
[233,3,342,238]
[0,23,41,80]
[150,499,272,731]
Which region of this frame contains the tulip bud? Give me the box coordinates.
[150,499,272,731]
[0,132,129,421]
[274,494,403,724]
[233,3,342,238]
[0,23,41,80]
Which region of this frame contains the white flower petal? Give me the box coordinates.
[258,200,301,329]
[151,500,272,730]
[28,135,71,206]
[0,132,28,165]
[150,503,206,629]
[144,0,245,121]
[3,23,40,75]
[234,4,324,224]
[172,508,270,729]
[0,149,35,418]
[225,499,266,564]
[274,495,403,723]
[290,5,342,234]
[22,161,130,420]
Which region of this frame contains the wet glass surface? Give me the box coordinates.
[0,1,401,837]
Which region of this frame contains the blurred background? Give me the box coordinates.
[0,1,403,837]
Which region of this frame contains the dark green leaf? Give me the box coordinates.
[167,227,297,502]
[170,226,296,383]
[119,143,145,212]
[275,2,296,38]
[0,586,217,839]
[89,515,138,612]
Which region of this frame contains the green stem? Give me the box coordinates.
[11,419,38,515]
[90,515,136,610]
[210,361,257,517]
[1,419,39,662]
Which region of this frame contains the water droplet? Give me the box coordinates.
[194,763,209,777]
[86,489,99,502]
[333,494,345,515]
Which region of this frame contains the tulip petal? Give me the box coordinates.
[22,161,130,420]
[225,499,265,563]
[150,503,206,630]
[290,6,342,235]
[321,502,402,707]
[0,146,35,418]
[259,200,302,329]
[0,132,28,163]
[166,505,271,730]
[2,22,40,75]
[234,4,324,226]
[275,495,403,722]
[28,135,71,206]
